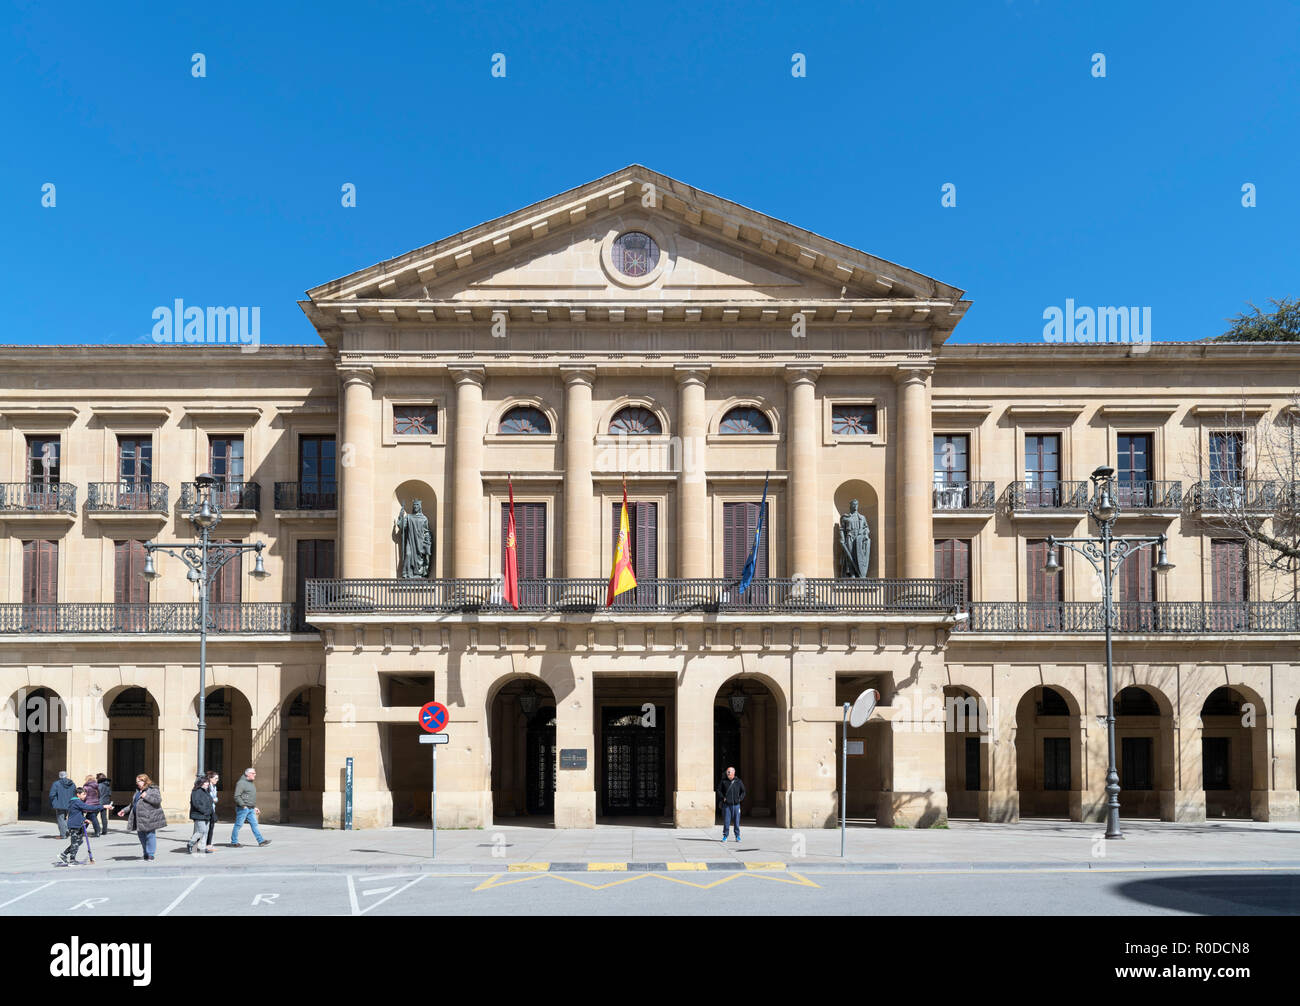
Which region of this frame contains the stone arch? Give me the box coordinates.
[189,685,254,816]
[4,685,70,819]
[831,479,880,577]
[943,685,993,819]
[598,397,671,438]
[1199,684,1267,820]
[487,674,559,823]
[487,396,558,437]
[102,684,162,808]
[1014,684,1084,820]
[714,672,789,823]
[708,396,781,437]
[279,684,325,824]
[1112,684,1175,820]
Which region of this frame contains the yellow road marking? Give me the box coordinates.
[665,862,706,871]
[743,862,787,871]
[472,871,820,892]
[507,863,549,872]
[587,862,627,871]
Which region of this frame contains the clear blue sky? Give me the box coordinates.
[4,0,1297,347]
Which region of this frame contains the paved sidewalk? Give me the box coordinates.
[4,817,1300,878]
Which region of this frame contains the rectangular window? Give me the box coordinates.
[118,437,153,509]
[298,436,337,508]
[204,738,224,782]
[211,539,243,631]
[934,538,972,604]
[1121,736,1154,791]
[1209,539,1249,631]
[502,502,547,605]
[114,540,150,631]
[209,436,245,484]
[830,404,877,436]
[723,500,769,604]
[295,539,335,632]
[964,736,981,792]
[1202,737,1230,790]
[22,539,58,631]
[287,737,303,792]
[1026,538,1062,630]
[1209,431,1245,486]
[26,436,60,486]
[393,405,437,435]
[1024,435,1061,507]
[112,738,146,790]
[933,435,969,484]
[1116,434,1152,506]
[1117,542,1156,630]
[1043,737,1070,791]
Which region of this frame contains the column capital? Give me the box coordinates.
[673,364,711,385]
[449,365,486,387]
[560,365,596,387]
[783,364,822,385]
[338,367,375,389]
[893,365,934,386]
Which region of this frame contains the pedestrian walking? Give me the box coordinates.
[55,786,99,866]
[204,770,220,853]
[49,770,75,838]
[96,774,113,834]
[80,775,102,836]
[717,766,747,843]
[187,776,212,854]
[117,773,165,860]
[229,767,271,848]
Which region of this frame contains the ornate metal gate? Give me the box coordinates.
[602,706,664,815]
[526,706,556,815]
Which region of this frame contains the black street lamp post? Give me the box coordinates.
[141,473,270,779]
[1044,465,1174,840]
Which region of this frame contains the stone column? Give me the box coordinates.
[451,367,486,579]
[1254,713,1298,821]
[752,694,768,815]
[1171,714,1207,822]
[0,718,17,825]
[895,367,935,578]
[339,368,376,579]
[985,690,1020,822]
[561,368,596,579]
[785,366,821,578]
[674,669,716,827]
[550,653,595,828]
[675,366,710,578]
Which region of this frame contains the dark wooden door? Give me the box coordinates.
[22,539,57,631]
[295,539,335,631]
[602,706,665,816]
[1024,435,1061,507]
[1209,539,1248,630]
[502,502,546,606]
[723,500,768,604]
[1026,539,1062,630]
[610,501,657,606]
[114,540,150,630]
[211,540,242,630]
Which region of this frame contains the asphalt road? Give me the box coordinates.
[3,867,1298,916]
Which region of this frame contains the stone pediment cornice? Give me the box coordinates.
[305,165,968,312]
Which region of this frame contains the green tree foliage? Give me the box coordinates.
[1214,297,1300,342]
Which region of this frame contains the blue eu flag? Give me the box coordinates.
[737,473,769,595]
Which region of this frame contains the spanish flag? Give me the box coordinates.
[606,478,638,606]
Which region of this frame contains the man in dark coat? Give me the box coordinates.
[717,766,747,843]
[49,771,76,838]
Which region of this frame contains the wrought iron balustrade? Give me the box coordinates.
[931,480,996,511]
[0,482,77,512]
[305,577,968,616]
[0,602,295,633]
[1113,480,1183,510]
[180,481,261,512]
[1008,480,1090,511]
[275,481,337,511]
[956,601,1300,634]
[1190,480,1285,512]
[87,482,169,511]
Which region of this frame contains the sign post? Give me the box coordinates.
[344,756,354,831]
[418,701,450,859]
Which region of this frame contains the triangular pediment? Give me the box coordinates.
[305,166,967,312]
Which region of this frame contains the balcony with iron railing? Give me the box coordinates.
[87,482,169,512]
[0,482,78,513]
[180,480,261,513]
[955,601,1300,634]
[1008,480,1090,513]
[0,602,296,634]
[304,577,968,617]
[1113,480,1183,512]
[275,481,337,512]
[932,480,996,512]
[1190,480,1287,513]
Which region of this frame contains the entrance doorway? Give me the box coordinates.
[601,706,665,816]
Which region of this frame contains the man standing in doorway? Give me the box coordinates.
[229,767,271,848]
[717,766,747,843]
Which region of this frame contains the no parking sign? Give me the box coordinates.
[419,701,449,733]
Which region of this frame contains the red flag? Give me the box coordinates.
[503,476,520,610]
[606,477,638,606]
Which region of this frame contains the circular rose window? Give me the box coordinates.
[611,232,659,277]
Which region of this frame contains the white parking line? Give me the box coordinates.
[158,877,204,916]
[0,881,57,909]
[347,873,426,916]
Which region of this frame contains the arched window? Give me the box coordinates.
[719,406,772,435]
[499,406,551,435]
[609,406,662,435]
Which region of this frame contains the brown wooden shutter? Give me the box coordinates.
[1026,539,1060,602]
[934,538,971,601]
[723,501,766,581]
[1211,540,1247,602]
[636,502,657,578]
[23,540,57,630]
[503,503,546,580]
[114,541,149,605]
[295,539,334,630]
[212,540,243,603]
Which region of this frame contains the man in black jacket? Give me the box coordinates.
[717,767,747,843]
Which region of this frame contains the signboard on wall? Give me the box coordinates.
[560,748,587,770]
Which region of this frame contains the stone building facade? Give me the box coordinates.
[2,166,1298,830]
